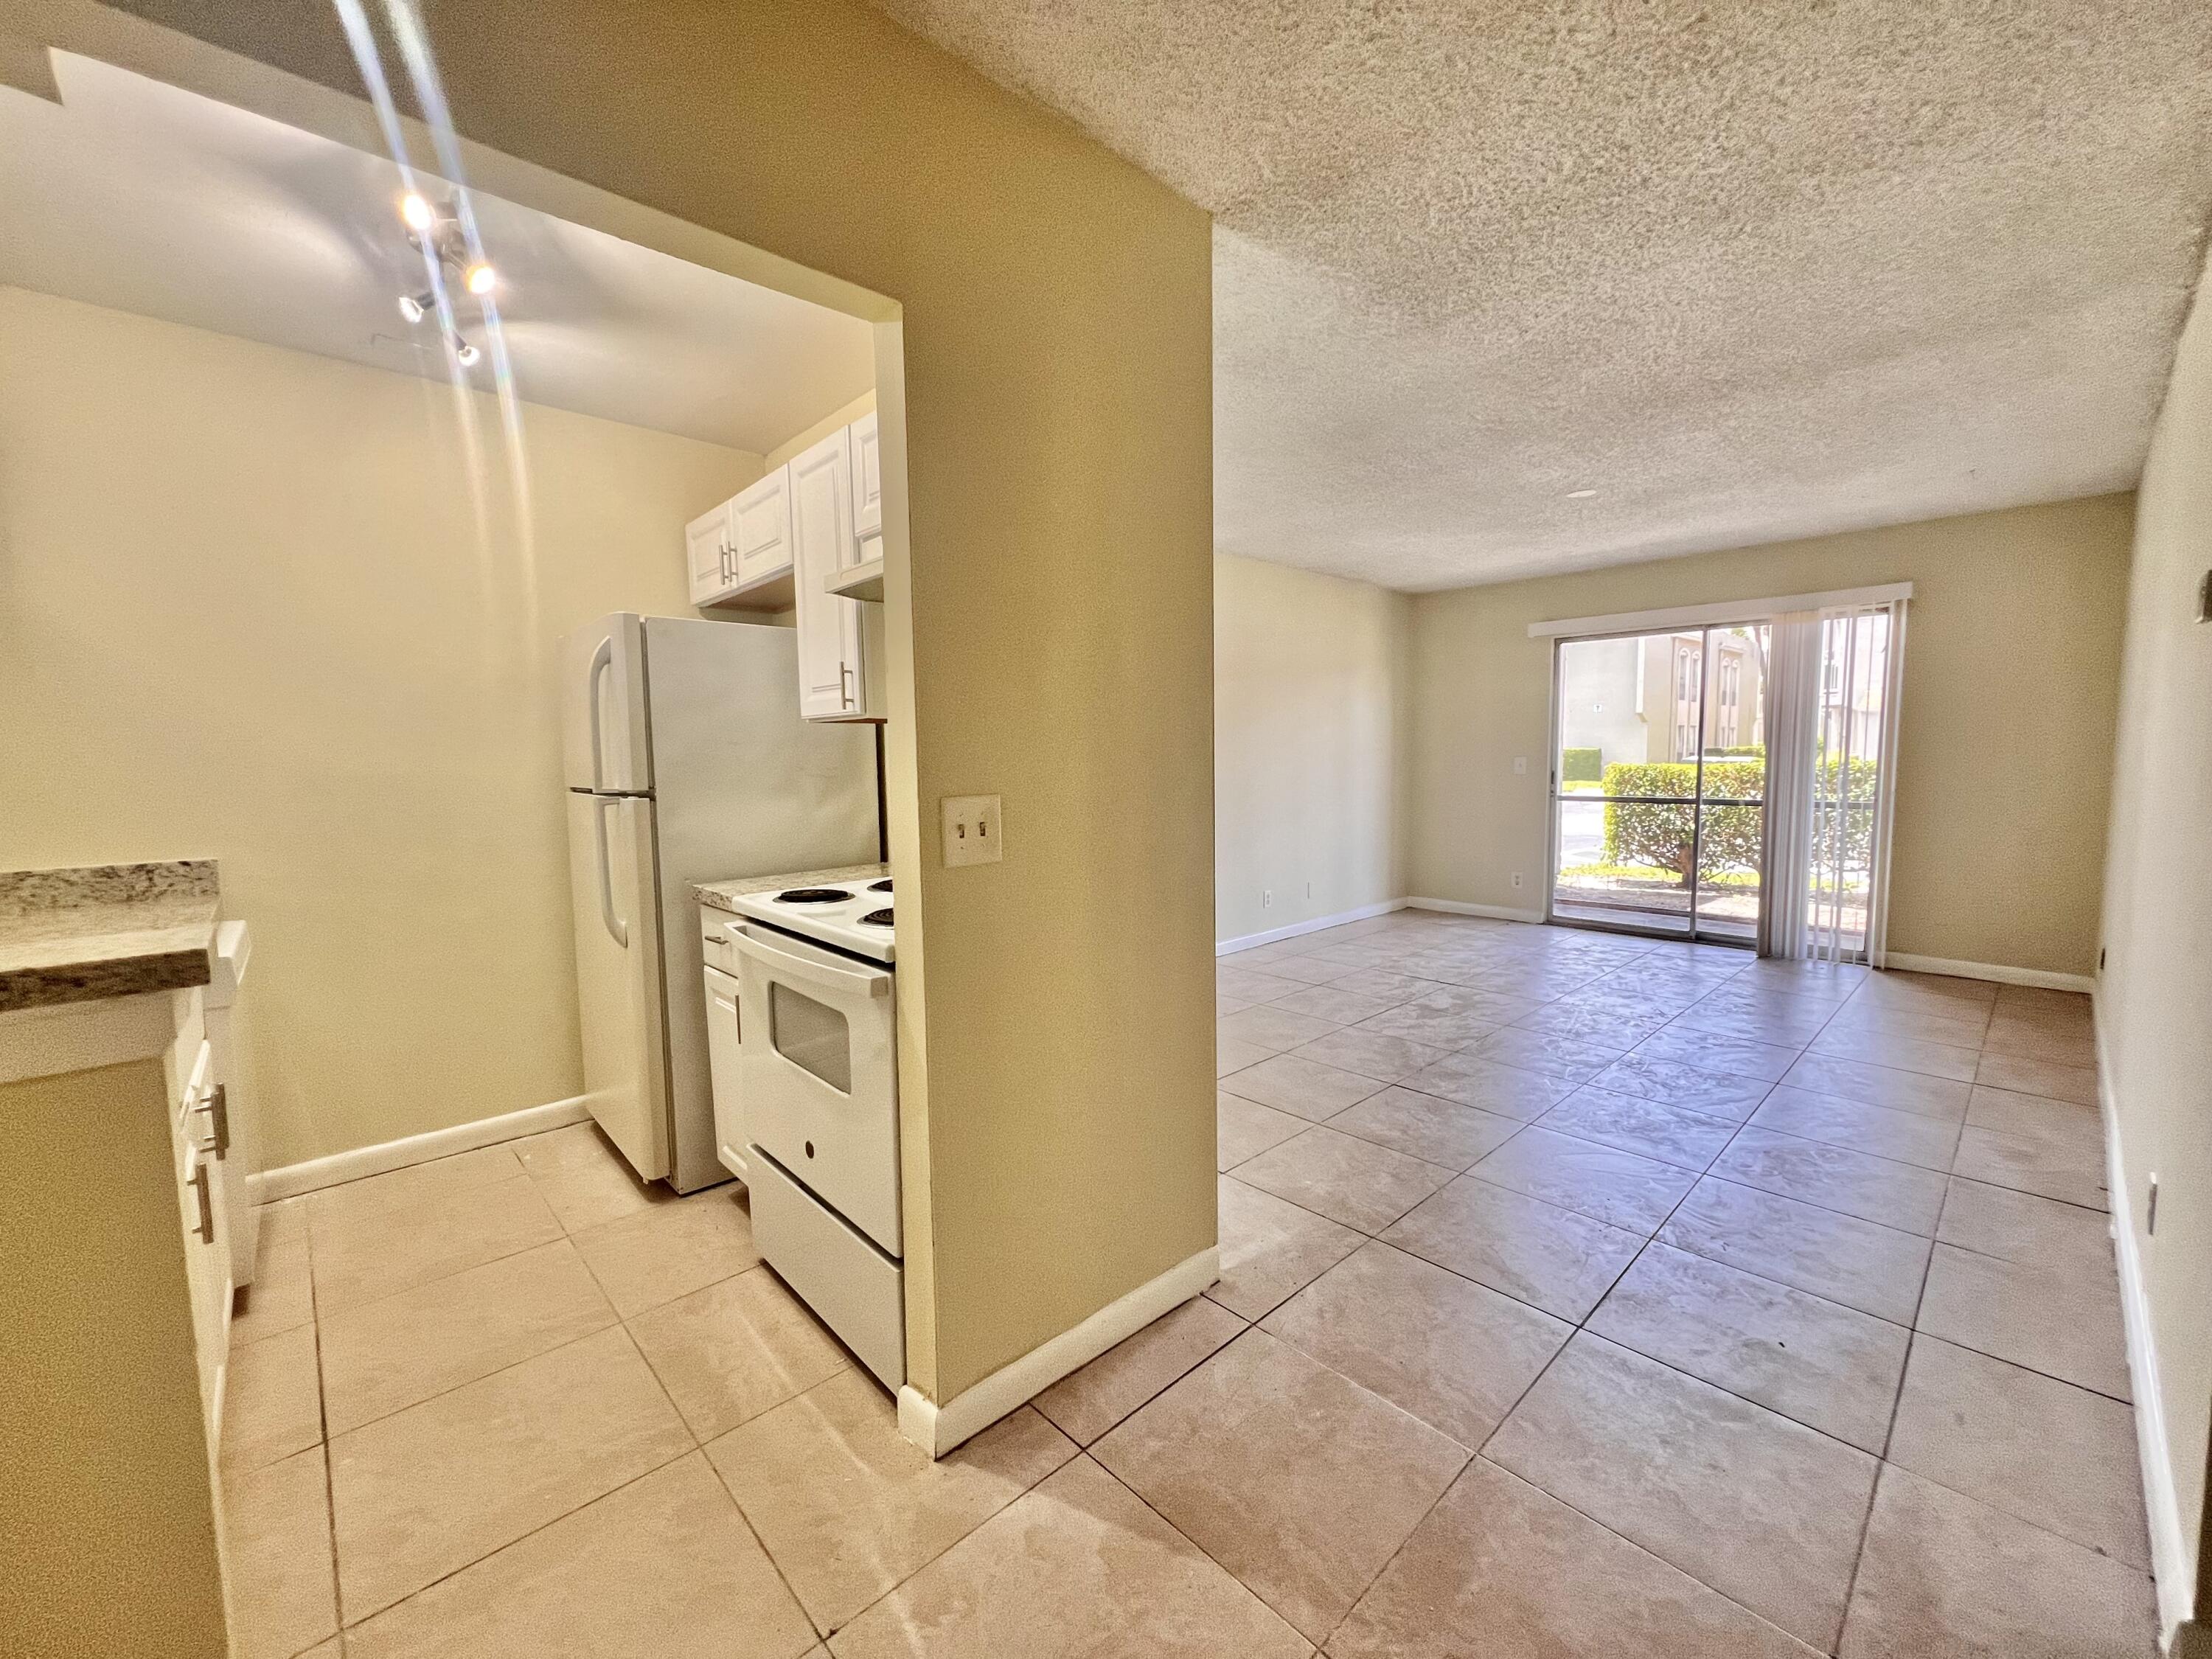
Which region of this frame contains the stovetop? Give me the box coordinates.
[720,869,896,965]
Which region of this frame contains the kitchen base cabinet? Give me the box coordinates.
[1,1012,231,1659]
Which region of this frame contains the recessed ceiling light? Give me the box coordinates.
[1565,488,1599,499]
[400,192,435,231]
[463,261,497,296]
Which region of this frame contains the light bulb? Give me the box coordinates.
[397,292,427,324]
[400,192,435,231]
[464,261,496,296]
[454,338,482,367]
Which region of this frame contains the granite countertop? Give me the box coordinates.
[0,861,223,1013]
[694,862,890,915]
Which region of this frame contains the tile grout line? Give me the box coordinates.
[695,1415,829,1646]
[1447,1019,1878,1655]
[335,1439,706,1637]
[1078,1444,1334,1653]
[315,1256,766,1445]
[302,1196,345,1651]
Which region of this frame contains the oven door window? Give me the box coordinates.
[771,981,852,1093]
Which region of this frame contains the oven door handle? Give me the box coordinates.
[728,924,891,1000]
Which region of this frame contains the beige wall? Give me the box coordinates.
[1215,552,1409,944]
[1407,495,2134,976]
[0,285,761,1167]
[765,386,877,471]
[60,0,1217,1408]
[2101,264,2212,1636]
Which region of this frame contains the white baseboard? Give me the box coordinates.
[248,1095,593,1203]
[1405,896,1547,925]
[2095,1012,2191,1644]
[1882,952,2095,995]
[1217,900,1405,956]
[898,1244,1220,1458]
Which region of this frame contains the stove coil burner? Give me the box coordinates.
[859,908,894,928]
[868,879,893,893]
[776,888,853,905]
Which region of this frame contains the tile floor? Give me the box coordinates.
[216,911,2155,1657]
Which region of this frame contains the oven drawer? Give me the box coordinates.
[730,922,900,1256]
[746,1145,905,1391]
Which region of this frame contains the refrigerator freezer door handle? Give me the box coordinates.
[593,794,630,947]
[586,634,616,791]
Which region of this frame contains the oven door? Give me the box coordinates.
[728,921,900,1256]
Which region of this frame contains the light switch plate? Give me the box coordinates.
[942,795,1003,867]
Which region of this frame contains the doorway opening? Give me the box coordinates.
[1547,623,1771,945]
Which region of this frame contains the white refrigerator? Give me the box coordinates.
[560,613,879,1192]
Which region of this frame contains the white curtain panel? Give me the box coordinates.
[1757,611,1823,959]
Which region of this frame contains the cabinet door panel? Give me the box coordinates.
[685,503,731,605]
[731,465,793,588]
[703,966,748,1180]
[849,411,882,548]
[790,430,865,720]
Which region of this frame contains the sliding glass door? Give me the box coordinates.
[1807,607,1894,960]
[1548,623,1770,944]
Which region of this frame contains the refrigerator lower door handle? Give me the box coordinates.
[593,795,630,947]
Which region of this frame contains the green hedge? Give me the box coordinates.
[1598,757,1879,886]
[1561,746,1603,784]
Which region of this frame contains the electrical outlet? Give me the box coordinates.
[1512,757,1528,776]
[1511,872,1524,890]
[941,795,1002,867]
[1262,888,1273,908]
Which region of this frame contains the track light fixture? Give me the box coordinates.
[394,192,499,341]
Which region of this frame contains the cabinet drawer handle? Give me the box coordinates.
[197,1082,230,1158]
[190,1161,215,1242]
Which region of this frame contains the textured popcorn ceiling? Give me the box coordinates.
[874,0,2212,588]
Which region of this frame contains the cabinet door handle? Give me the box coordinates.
[841,665,855,709]
[198,1082,230,1157]
[190,1161,215,1242]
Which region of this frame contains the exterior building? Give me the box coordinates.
[1558,626,1766,774]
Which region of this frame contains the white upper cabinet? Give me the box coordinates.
[729,465,794,590]
[790,428,872,720]
[849,410,883,550]
[686,467,793,608]
[685,501,732,607]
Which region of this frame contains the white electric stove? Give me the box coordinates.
[716,866,903,1390]
[726,872,896,964]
